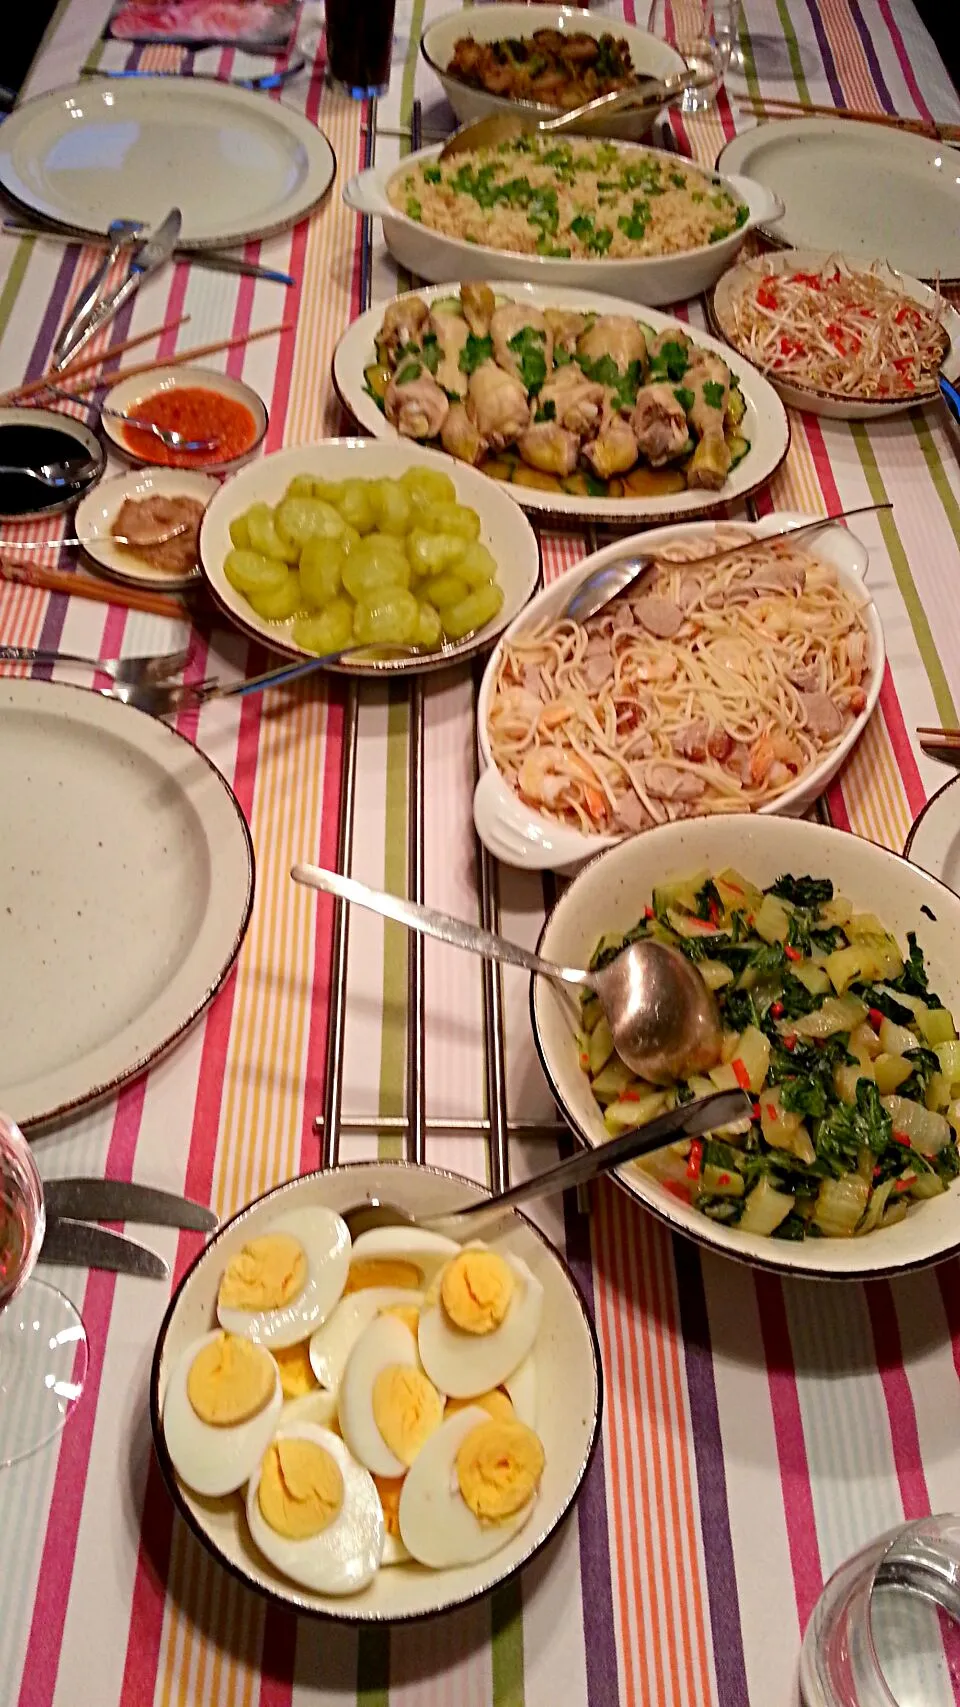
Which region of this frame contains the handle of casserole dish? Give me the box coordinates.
[473,762,584,872]
[342,169,391,217]
[724,173,786,230]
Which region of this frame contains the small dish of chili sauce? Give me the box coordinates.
[102,365,268,474]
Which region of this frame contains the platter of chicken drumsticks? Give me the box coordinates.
[333,280,790,524]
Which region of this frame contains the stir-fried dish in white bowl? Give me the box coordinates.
[532,816,960,1279]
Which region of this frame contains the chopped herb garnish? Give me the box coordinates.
[702,379,726,410]
[534,399,557,424]
[674,386,694,413]
[507,324,549,394]
[459,333,494,376]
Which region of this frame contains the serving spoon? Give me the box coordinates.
[0,459,100,489]
[440,70,700,161]
[341,1087,751,1240]
[561,500,893,626]
[290,862,723,1082]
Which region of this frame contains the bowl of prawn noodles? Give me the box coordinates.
[473,514,883,872]
[531,813,960,1278]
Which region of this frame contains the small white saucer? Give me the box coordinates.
[100,365,268,474]
[74,467,218,591]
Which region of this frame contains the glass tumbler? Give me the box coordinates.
[645,0,736,112]
[801,1515,960,1707]
[0,1110,87,1466]
[325,0,397,99]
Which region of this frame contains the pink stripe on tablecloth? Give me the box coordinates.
[754,1277,823,1632]
[17,1080,147,1707]
[872,0,934,121]
[866,1282,930,1519]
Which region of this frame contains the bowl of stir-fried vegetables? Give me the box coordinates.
[531,815,960,1276]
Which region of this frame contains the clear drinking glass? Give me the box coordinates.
[0,1110,87,1466]
[801,1515,960,1707]
[646,0,736,112]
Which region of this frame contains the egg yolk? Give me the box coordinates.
[272,1340,318,1399]
[445,1388,514,1423]
[373,1473,405,1537]
[187,1333,274,1426]
[372,1365,444,1466]
[456,1419,545,1522]
[379,1302,421,1336]
[218,1233,306,1312]
[258,1438,344,1539]
[344,1258,423,1294]
[440,1250,514,1335]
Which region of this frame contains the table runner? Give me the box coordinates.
[2,2,960,1702]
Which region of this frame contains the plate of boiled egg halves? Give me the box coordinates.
[151,1163,601,1620]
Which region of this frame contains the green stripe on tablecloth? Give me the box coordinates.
[0,241,33,343]
[912,415,960,546]
[739,0,810,99]
[377,686,409,1161]
[401,0,426,124]
[492,1581,526,1707]
[357,1624,390,1707]
[851,422,958,725]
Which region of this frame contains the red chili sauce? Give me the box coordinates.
[123,386,258,467]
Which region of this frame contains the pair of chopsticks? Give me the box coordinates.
[0,560,187,620]
[737,95,960,142]
[918,726,960,759]
[0,316,291,407]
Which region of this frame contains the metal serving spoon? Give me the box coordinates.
[290,863,723,1082]
[561,500,893,627]
[0,646,189,684]
[342,1087,751,1240]
[44,386,218,453]
[440,70,699,161]
[0,459,99,489]
[1,523,190,551]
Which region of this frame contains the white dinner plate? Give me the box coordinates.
[904,774,960,892]
[0,78,336,248]
[151,1161,601,1622]
[333,282,790,526]
[75,467,217,590]
[717,120,960,282]
[0,680,254,1128]
[708,248,960,421]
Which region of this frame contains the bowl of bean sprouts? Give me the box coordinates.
[708,249,959,421]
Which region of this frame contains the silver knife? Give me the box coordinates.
[39,1218,169,1279]
[51,216,144,370]
[51,207,181,371]
[4,222,295,287]
[43,1178,217,1232]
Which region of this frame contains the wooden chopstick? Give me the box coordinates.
[736,96,960,141]
[0,316,191,407]
[49,320,294,401]
[0,560,187,619]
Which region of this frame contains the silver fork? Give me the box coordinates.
[103,645,424,716]
[0,646,190,684]
[44,387,218,453]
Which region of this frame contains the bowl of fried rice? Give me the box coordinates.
[342,137,783,307]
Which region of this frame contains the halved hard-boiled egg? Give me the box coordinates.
[246,1424,383,1594]
[279,1387,340,1433]
[344,1227,458,1294]
[504,1353,537,1428]
[418,1245,543,1397]
[308,1287,424,1392]
[217,1207,351,1350]
[339,1313,444,1478]
[373,1473,411,1566]
[163,1329,283,1497]
[398,1405,545,1568]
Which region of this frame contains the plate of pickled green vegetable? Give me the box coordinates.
[198,438,541,673]
[532,814,960,1278]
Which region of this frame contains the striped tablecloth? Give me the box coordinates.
[3,2,960,1703]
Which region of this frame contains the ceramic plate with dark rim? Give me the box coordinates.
[199,439,541,675]
[332,281,791,527]
[531,814,960,1280]
[0,405,104,522]
[905,775,960,893]
[0,679,254,1129]
[708,248,960,422]
[101,365,268,476]
[150,1161,602,1622]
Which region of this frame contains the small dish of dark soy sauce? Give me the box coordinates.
[0,408,105,521]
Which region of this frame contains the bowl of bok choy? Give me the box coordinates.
[531,814,960,1277]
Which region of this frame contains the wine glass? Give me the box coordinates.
[0,1111,87,1467]
[645,0,735,112]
